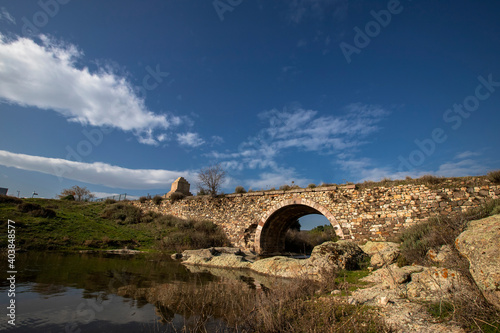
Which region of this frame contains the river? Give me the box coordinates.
[0,252,275,332]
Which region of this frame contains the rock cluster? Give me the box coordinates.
[173,241,368,279]
[455,214,500,309]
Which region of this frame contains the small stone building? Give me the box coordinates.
[165,177,192,198]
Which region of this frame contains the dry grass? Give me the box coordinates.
[398,199,500,332]
[147,275,391,332]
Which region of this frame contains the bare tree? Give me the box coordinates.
[197,164,226,196]
[58,185,95,201]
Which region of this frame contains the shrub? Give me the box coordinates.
[0,195,23,205]
[17,202,56,218]
[169,192,185,203]
[487,170,500,184]
[18,202,42,213]
[399,199,500,264]
[101,202,143,224]
[307,183,316,189]
[61,194,75,201]
[279,185,291,191]
[197,188,208,196]
[152,195,163,205]
[419,174,443,185]
[138,196,148,203]
[159,218,230,252]
[235,186,246,193]
[104,198,117,205]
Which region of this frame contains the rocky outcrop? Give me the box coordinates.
[426,244,454,263]
[360,241,400,268]
[455,214,500,309]
[174,241,367,279]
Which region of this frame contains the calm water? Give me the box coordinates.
[0,252,270,332]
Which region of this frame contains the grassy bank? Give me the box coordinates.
[0,195,228,251]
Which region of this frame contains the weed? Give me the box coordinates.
[152,195,163,205]
[487,170,500,184]
[235,186,246,193]
[169,192,185,203]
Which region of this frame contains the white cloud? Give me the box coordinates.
[0,8,15,24]
[244,167,311,190]
[208,103,389,187]
[177,132,205,147]
[337,157,490,183]
[454,151,481,159]
[0,34,178,145]
[0,150,196,190]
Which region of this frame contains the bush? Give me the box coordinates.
[101,202,143,224]
[138,196,148,203]
[285,225,339,254]
[419,174,443,185]
[61,194,75,201]
[17,202,56,218]
[197,188,208,196]
[169,192,185,203]
[104,198,117,205]
[152,195,163,205]
[159,218,230,252]
[487,170,500,184]
[279,185,291,191]
[0,195,22,205]
[307,183,316,189]
[399,199,500,264]
[235,186,246,194]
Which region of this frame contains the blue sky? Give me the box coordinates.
[0,0,499,205]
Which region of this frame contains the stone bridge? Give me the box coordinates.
[135,181,499,254]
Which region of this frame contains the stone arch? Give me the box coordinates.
[254,198,345,254]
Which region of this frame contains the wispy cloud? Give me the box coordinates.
[0,7,15,25]
[287,0,349,23]
[209,103,389,187]
[337,157,490,183]
[454,151,481,160]
[0,34,179,145]
[0,150,196,190]
[177,132,205,148]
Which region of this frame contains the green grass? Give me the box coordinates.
[0,197,155,250]
[0,196,228,252]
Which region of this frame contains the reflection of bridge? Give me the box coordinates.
[135,183,498,254]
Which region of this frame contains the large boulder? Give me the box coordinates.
[250,256,308,278]
[361,263,424,289]
[307,240,368,271]
[455,214,500,309]
[406,267,473,302]
[360,241,400,268]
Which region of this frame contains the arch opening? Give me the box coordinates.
[255,199,343,255]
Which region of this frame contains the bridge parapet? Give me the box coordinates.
[134,182,500,253]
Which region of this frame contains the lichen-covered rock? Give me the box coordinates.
[406,267,472,302]
[250,256,308,278]
[307,241,368,271]
[361,263,425,289]
[455,214,500,309]
[426,245,454,263]
[360,241,400,267]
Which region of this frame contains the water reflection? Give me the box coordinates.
[0,252,282,332]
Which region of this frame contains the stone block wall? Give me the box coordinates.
[133,181,500,251]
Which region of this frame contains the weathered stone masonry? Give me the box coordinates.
[134,182,499,254]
